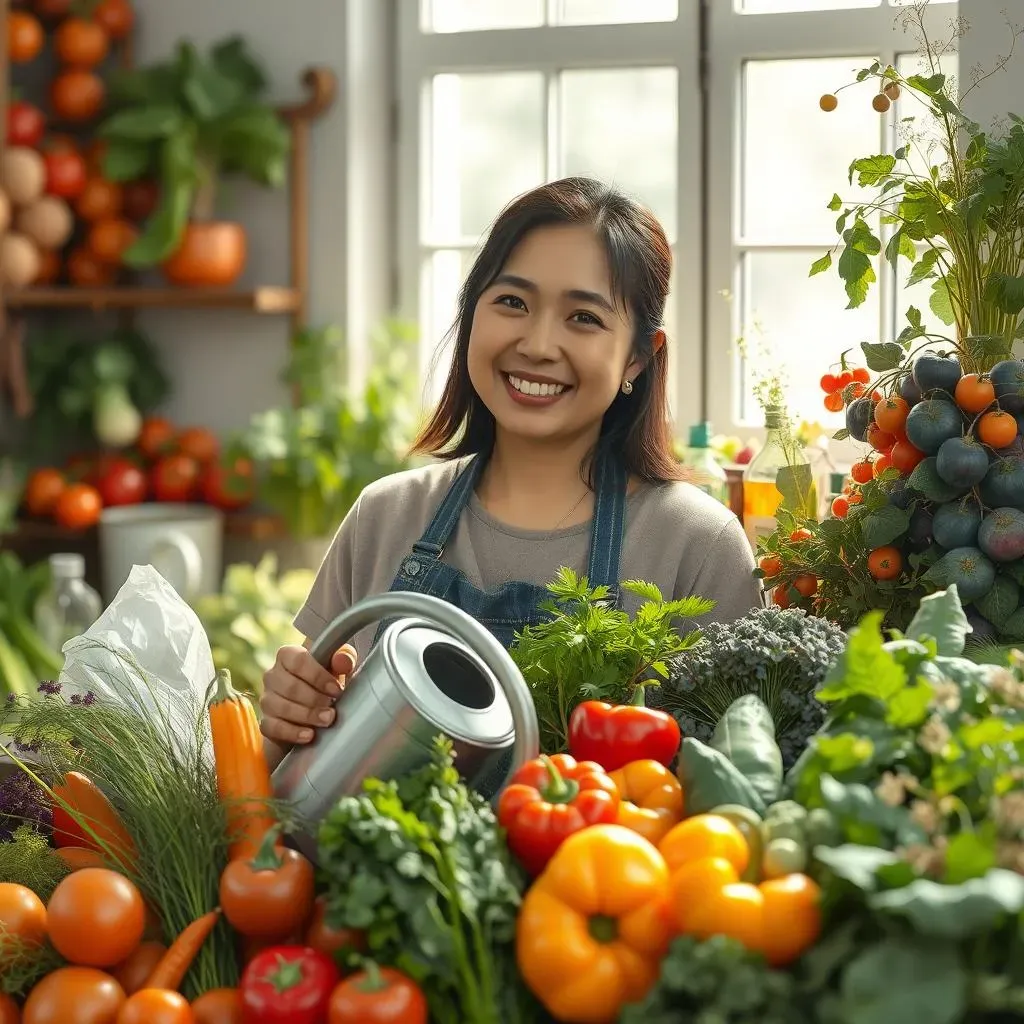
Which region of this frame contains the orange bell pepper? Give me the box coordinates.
[516,823,671,1024]
[610,758,684,846]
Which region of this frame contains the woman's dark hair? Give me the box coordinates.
[411,176,682,485]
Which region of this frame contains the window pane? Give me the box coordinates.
[741,0,878,11]
[429,73,545,242]
[421,249,476,406]
[560,67,678,235]
[425,0,543,33]
[743,59,882,242]
[552,0,678,24]
[741,251,881,426]
[891,0,954,6]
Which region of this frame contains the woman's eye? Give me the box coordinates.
[572,311,603,327]
[495,293,527,310]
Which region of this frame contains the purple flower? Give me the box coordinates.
[82,692,96,706]
[0,771,52,840]
[36,681,61,696]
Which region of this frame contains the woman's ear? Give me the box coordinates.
[625,329,666,380]
[651,328,666,354]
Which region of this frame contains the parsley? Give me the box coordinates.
[316,737,543,1024]
[509,567,713,752]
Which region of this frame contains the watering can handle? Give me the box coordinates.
[308,592,540,787]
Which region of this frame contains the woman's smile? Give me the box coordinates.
[502,371,573,407]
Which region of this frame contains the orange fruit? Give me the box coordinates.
[658,815,749,876]
[759,873,822,967]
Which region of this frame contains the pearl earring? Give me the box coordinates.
[621,379,633,395]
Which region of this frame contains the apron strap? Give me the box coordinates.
[411,455,486,558]
[586,454,628,596]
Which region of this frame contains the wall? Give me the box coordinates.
[960,0,1024,126]
[133,0,395,434]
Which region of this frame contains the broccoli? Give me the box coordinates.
[651,606,848,767]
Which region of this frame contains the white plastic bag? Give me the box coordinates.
[58,564,215,756]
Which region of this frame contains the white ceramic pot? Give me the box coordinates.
[99,503,224,603]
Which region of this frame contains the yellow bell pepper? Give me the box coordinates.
[610,758,684,846]
[516,823,671,1024]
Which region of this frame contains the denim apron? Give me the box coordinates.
[371,451,628,793]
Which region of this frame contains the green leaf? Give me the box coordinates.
[861,340,905,371]
[817,611,907,703]
[776,462,816,517]
[814,843,901,893]
[885,680,934,728]
[885,228,917,268]
[814,734,876,773]
[860,505,910,548]
[838,231,877,309]
[905,587,969,656]
[984,272,1024,316]
[210,35,269,93]
[677,738,767,817]
[827,193,843,211]
[849,154,897,187]
[98,105,183,141]
[833,428,851,441]
[906,305,923,329]
[709,695,783,807]
[100,139,153,182]
[906,248,941,287]
[819,774,927,849]
[975,574,1020,629]
[839,939,966,1024]
[869,870,1024,939]
[930,278,956,326]
[906,72,947,96]
[943,828,996,885]
[810,252,833,276]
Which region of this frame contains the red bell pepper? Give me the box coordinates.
[567,689,681,772]
[496,753,619,877]
[240,945,340,1024]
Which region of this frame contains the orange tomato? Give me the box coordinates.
[823,391,844,413]
[954,373,995,414]
[789,527,813,543]
[50,70,106,122]
[677,881,765,950]
[137,417,176,461]
[175,426,219,465]
[92,0,134,39]
[8,10,44,63]
[850,460,874,484]
[831,495,849,518]
[76,177,123,222]
[191,988,243,1024]
[53,482,103,531]
[889,439,925,474]
[0,882,47,948]
[54,17,110,68]
[117,989,193,1024]
[847,490,863,505]
[978,409,1018,449]
[0,992,18,1024]
[836,370,854,389]
[20,966,126,1024]
[873,396,909,434]
[851,366,871,384]
[758,554,782,578]
[304,895,365,960]
[34,248,62,286]
[772,584,791,608]
[23,467,66,517]
[792,573,817,597]
[867,545,902,581]
[866,422,896,452]
[658,814,749,876]
[873,453,893,477]
[87,217,138,264]
[67,246,117,287]
[759,873,822,967]
[666,856,738,933]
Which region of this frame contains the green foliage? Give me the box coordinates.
[508,566,713,753]
[98,36,290,265]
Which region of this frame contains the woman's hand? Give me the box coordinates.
[260,643,357,767]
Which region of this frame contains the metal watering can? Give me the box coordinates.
[272,591,540,861]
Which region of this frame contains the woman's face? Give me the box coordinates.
[467,224,644,448]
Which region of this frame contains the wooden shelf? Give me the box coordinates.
[6,286,303,314]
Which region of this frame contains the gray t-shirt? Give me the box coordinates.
[294,457,762,658]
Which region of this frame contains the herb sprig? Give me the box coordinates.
[509,567,713,753]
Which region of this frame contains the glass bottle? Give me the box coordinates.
[34,553,103,653]
[742,406,817,550]
[681,421,730,505]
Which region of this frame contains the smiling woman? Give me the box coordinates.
[258,177,763,768]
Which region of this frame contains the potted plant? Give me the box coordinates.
[95,35,290,287]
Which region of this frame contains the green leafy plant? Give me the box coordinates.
[242,321,419,539]
[508,566,714,753]
[97,35,290,265]
[812,9,1024,372]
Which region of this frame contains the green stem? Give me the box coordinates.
[539,756,579,804]
[249,825,284,871]
[356,959,387,993]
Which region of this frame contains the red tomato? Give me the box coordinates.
[7,99,45,147]
[53,483,102,530]
[200,457,256,511]
[239,946,339,1024]
[121,179,159,222]
[92,0,134,39]
[97,458,147,506]
[328,965,428,1024]
[151,454,199,502]
[137,416,175,461]
[44,148,87,199]
[175,426,219,464]
[23,467,66,517]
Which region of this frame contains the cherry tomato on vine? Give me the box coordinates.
[758,554,783,578]
[867,546,902,581]
[851,367,871,384]
[850,461,874,484]
[820,373,839,393]
[823,391,844,413]
[831,495,849,518]
[790,528,813,543]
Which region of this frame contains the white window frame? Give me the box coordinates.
[705,1,958,457]
[395,2,702,422]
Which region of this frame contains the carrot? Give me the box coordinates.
[144,908,222,991]
[55,846,108,871]
[52,770,138,873]
[209,669,276,861]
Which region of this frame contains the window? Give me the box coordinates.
[398,5,698,411]
[398,0,958,442]
[705,0,959,446]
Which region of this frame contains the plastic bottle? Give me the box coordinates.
[34,553,103,652]
[742,406,817,550]
[681,421,730,505]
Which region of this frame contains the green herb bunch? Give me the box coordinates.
[316,737,541,1024]
[508,567,713,753]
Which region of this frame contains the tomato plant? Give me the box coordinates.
[53,483,102,530]
[151,454,199,502]
[757,553,782,578]
[54,17,110,68]
[51,70,105,122]
[792,573,818,597]
[873,396,909,435]
[43,149,87,199]
[823,391,844,413]
[240,947,339,1024]
[830,495,849,518]
[819,373,838,392]
[7,99,45,147]
[8,10,44,63]
[978,410,1017,449]
[75,177,123,222]
[889,439,925,474]
[849,460,873,484]
[200,457,255,511]
[118,990,193,1024]
[303,895,365,961]
[47,868,146,968]
[0,881,47,947]
[137,416,176,460]
[24,467,66,517]
[97,458,147,506]
[21,966,126,1024]
[867,545,902,581]
[954,372,995,414]
[92,0,134,39]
